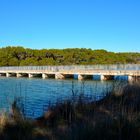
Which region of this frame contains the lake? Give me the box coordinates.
[0,77,127,118]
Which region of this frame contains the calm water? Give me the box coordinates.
[0,77,127,118]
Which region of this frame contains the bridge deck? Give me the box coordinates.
[0,70,140,75]
[0,65,140,81]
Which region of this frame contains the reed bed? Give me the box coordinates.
[0,81,140,140]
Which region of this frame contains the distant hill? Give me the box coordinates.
[0,46,140,66]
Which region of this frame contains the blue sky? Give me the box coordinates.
[0,0,140,52]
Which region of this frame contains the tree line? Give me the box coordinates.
[0,46,140,66]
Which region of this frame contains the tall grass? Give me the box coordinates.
[42,81,140,140]
[0,81,140,140]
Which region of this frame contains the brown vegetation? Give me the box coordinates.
[0,82,140,140]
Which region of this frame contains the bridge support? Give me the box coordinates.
[100,75,114,81]
[6,73,10,77]
[28,73,33,78]
[128,75,139,82]
[55,73,65,79]
[16,73,22,78]
[42,73,48,79]
[78,74,84,80]
[128,75,133,82]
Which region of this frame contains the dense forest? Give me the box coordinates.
[0,46,140,66]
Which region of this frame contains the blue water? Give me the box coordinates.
[0,77,127,118]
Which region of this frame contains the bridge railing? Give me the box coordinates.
[0,64,140,71]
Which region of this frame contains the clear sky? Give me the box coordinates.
[0,0,140,52]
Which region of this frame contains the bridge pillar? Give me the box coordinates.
[101,75,114,81]
[16,73,22,78]
[78,74,84,80]
[128,75,133,82]
[28,73,33,78]
[6,73,10,77]
[100,75,105,80]
[128,75,137,82]
[55,73,65,79]
[42,73,48,79]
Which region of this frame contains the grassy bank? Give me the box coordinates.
[0,82,140,140]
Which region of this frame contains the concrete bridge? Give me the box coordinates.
[0,64,140,81]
